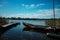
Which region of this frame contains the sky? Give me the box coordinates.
[0,0,60,18]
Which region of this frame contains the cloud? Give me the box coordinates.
[21,4,45,8]
[55,8,60,16]
[6,13,40,18]
[30,4,35,8]
[37,8,60,18]
[37,9,53,16]
[39,4,45,5]
[3,8,60,18]
[21,4,25,6]
[37,8,60,14]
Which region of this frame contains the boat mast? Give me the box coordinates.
[52,0,56,27]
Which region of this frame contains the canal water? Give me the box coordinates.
[0,20,57,40]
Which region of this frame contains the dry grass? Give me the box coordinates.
[0,19,8,26]
[45,19,60,27]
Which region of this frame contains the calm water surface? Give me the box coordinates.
[0,20,57,40]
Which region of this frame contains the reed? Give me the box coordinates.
[0,19,8,26]
[45,19,60,27]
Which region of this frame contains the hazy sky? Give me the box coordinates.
[0,0,60,18]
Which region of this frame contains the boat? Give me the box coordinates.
[23,22,48,28]
[0,22,20,34]
[23,28,47,33]
[46,33,60,39]
[23,22,60,33]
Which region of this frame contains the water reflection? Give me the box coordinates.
[23,28,46,33]
[0,23,19,40]
[23,28,60,40]
[1,20,60,40]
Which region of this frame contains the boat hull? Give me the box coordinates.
[23,22,60,33]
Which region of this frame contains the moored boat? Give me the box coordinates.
[0,22,20,34]
[23,22,60,33]
[46,33,60,39]
[23,22,48,28]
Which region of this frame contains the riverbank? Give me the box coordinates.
[45,19,60,27]
[0,17,60,21]
[0,19,20,31]
[0,19,60,27]
[0,19,8,26]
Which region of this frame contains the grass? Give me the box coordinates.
[45,19,60,27]
[0,19,8,26]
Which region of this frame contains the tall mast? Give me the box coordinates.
[53,0,55,27]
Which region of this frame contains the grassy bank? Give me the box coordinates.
[45,19,60,27]
[0,19,8,26]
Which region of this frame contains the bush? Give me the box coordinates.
[45,19,60,27]
[0,19,8,26]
